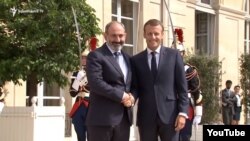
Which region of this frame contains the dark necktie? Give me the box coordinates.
[151,52,157,80]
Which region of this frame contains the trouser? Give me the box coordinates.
[87,109,130,141]
[222,106,233,125]
[72,104,88,141]
[179,118,193,141]
[138,113,179,141]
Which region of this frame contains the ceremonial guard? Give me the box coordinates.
[0,81,7,114]
[69,36,97,141]
[174,29,203,141]
[69,50,90,141]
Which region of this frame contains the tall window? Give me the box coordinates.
[195,0,210,5]
[245,0,250,15]
[201,0,210,4]
[244,0,250,54]
[112,0,138,55]
[195,11,215,55]
[244,22,250,54]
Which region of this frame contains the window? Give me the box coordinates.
[244,22,250,54]
[195,11,215,55]
[245,0,250,15]
[245,0,250,54]
[195,0,210,5]
[112,0,138,55]
[26,82,61,106]
[43,82,61,106]
[201,0,210,4]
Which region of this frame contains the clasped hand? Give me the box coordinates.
[122,93,134,107]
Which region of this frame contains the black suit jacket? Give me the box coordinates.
[86,43,133,126]
[131,46,189,126]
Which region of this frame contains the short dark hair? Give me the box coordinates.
[143,19,164,32]
[226,80,232,84]
[105,21,125,34]
[234,85,240,89]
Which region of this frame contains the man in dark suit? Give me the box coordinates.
[131,19,189,141]
[221,80,236,125]
[86,21,134,141]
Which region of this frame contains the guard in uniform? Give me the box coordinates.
[0,81,7,114]
[69,51,90,141]
[174,29,203,141]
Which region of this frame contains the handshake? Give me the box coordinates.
[121,92,135,107]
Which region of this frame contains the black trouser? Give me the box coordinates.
[87,110,130,141]
[222,106,233,125]
[179,118,193,141]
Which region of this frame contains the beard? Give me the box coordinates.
[107,41,124,51]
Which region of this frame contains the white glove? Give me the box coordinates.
[72,70,87,90]
[195,106,202,116]
[76,70,85,81]
[0,102,4,114]
[193,115,201,125]
[193,106,202,125]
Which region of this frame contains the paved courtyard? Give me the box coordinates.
[190,125,203,141]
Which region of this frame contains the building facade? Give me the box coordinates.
[3,0,249,140]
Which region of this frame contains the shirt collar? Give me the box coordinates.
[106,43,121,54]
[147,46,161,55]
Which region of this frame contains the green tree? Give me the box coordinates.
[186,55,221,123]
[240,54,250,124]
[0,0,101,105]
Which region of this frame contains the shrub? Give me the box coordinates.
[186,55,221,124]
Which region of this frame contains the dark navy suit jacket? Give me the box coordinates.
[86,43,133,126]
[131,46,189,126]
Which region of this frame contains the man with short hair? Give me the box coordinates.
[86,21,134,141]
[221,80,236,125]
[131,19,189,141]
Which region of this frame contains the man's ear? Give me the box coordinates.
[103,32,107,41]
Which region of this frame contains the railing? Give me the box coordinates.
[0,97,65,141]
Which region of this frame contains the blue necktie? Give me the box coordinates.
[151,52,157,80]
[114,51,128,82]
[114,52,120,64]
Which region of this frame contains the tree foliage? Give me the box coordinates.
[186,55,221,123]
[0,0,101,87]
[239,54,250,124]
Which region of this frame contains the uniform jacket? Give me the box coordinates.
[69,69,89,118]
[184,63,202,119]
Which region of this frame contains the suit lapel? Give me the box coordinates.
[141,50,151,72]
[155,46,166,81]
[103,45,124,76]
[121,51,131,83]
[141,50,154,80]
